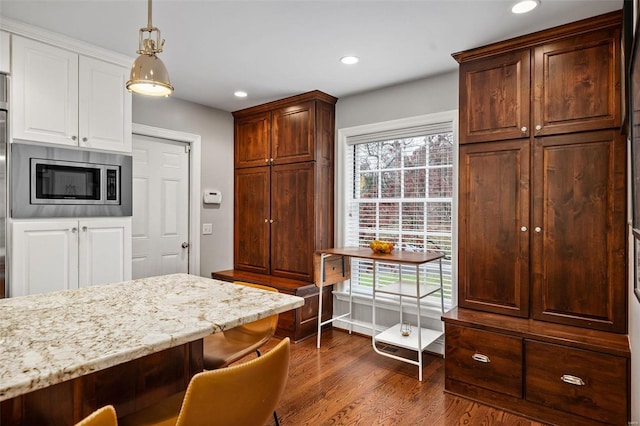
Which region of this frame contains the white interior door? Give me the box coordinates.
[132,135,189,278]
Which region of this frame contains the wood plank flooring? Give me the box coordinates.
[259,329,546,426]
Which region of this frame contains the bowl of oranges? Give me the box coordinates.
[369,240,394,254]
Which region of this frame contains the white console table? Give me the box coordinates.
[315,247,445,381]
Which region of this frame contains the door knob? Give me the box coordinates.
[181,242,189,249]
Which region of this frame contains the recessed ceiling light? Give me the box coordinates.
[512,0,540,13]
[511,0,540,14]
[234,91,248,98]
[340,56,359,65]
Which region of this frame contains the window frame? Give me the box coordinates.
[335,110,459,308]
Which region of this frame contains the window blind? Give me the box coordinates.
[343,119,454,306]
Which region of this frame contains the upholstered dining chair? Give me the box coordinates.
[75,405,118,426]
[202,281,279,369]
[119,337,291,426]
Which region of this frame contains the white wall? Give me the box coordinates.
[630,278,640,422]
[132,95,234,278]
[629,211,640,422]
[336,71,458,129]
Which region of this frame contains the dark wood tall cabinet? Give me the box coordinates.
[213,90,337,342]
[445,12,630,425]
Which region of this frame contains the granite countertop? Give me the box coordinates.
[0,273,305,401]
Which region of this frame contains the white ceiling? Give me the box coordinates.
[0,0,623,112]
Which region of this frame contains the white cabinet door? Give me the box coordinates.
[79,57,132,153]
[10,220,79,297]
[78,218,131,287]
[0,31,10,74]
[11,36,79,146]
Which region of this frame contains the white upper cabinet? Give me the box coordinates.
[0,31,10,73]
[11,36,78,146]
[11,35,132,152]
[79,56,132,152]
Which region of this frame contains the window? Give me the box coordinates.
[338,111,457,307]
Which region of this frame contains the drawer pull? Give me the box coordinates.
[561,374,585,386]
[472,353,490,363]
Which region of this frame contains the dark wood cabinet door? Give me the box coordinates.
[270,162,315,281]
[458,140,530,317]
[531,130,626,332]
[234,167,270,274]
[459,50,530,144]
[235,111,271,168]
[532,27,621,137]
[272,101,315,165]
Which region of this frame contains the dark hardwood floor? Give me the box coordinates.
[257,329,547,426]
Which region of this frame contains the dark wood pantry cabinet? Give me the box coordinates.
[213,90,337,342]
[445,11,630,425]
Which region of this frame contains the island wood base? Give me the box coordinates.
[211,269,333,342]
[1,340,203,425]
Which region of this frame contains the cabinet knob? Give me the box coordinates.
[71,136,77,141]
[472,353,490,363]
[535,226,541,233]
[82,226,87,232]
[82,137,88,142]
[265,159,269,163]
[181,242,189,249]
[535,125,542,131]
[70,227,77,233]
[561,374,585,386]
[264,219,268,223]
[270,219,274,223]
[521,126,527,133]
[270,158,274,163]
[521,226,527,232]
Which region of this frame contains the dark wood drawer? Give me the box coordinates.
[525,340,628,425]
[445,324,523,398]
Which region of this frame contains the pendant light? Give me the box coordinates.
[126,0,174,96]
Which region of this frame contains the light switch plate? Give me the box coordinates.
[202,223,213,235]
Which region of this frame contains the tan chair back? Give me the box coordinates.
[75,405,117,426]
[203,281,279,369]
[177,337,291,426]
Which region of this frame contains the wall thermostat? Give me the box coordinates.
[203,190,222,204]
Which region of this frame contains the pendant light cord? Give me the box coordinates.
[147,0,153,30]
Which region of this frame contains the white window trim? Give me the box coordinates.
[335,110,459,308]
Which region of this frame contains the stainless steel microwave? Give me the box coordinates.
[11,142,132,218]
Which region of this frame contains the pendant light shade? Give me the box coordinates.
[126,0,174,97]
[127,53,173,96]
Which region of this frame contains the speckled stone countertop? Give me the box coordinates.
[0,273,305,401]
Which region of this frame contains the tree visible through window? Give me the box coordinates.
[345,129,454,305]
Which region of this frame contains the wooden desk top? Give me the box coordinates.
[316,247,444,265]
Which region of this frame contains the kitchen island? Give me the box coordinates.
[0,273,304,424]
